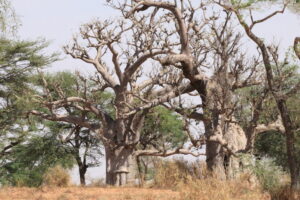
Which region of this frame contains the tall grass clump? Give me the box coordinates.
[153,159,207,189]
[178,178,270,200]
[152,158,271,200]
[42,165,70,187]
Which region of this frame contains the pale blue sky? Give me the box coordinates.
[11,1,300,73]
[11,0,117,74]
[10,0,300,184]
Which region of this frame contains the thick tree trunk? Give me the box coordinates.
[205,117,247,180]
[105,145,138,186]
[206,140,226,179]
[204,117,226,180]
[204,105,230,179]
[224,123,247,179]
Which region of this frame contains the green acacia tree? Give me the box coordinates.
[0,38,57,159]
[140,106,187,150]
[0,132,75,187]
[136,106,188,182]
[30,71,113,186]
[0,40,58,186]
[0,0,60,186]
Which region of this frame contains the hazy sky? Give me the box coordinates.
[11,1,300,72]
[10,0,300,184]
[11,0,117,74]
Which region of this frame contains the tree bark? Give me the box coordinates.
[75,154,87,186]
[204,118,226,180]
[206,140,226,179]
[277,100,300,190]
[79,165,87,186]
[104,145,138,186]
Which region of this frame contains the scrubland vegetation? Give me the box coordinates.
[1,0,300,199]
[0,160,298,200]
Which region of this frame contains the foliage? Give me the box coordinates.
[254,95,300,170]
[0,0,19,36]
[254,130,300,171]
[253,158,286,192]
[0,133,74,187]
[254,131,287,168]
[0,35,59,187]
[31,71,109,166]
[30,71,115,117]
[47,121,103,167]
[240,154,287,193]
[0,38,57,132]
[28,71,107,185]
[140,106,187,150]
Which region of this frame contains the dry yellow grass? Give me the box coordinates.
[178,178,271,200]
[0,184,270,200]
[0,187,179,200]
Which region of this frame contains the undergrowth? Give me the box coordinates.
[152,158,298,200]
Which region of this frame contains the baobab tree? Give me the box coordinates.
[113,0,288,179]
[29,16,202,186]
[218,0,300,189]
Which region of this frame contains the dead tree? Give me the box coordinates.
[30,17,200,186]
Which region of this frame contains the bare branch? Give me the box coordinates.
[255,116,285,134]
[29,110,100,131]
[135,148,204,157]
[249,5,286,30]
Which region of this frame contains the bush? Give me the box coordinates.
[240,154,288,193]
[42,165,70,187]
[255,158,287,192]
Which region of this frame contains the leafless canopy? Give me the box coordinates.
[30,10,201,158]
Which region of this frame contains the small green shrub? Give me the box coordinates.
[240,154,287,193]
[255,157,286,192]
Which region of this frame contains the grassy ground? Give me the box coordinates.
[0,187,179,200]
[0,183,270,200]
